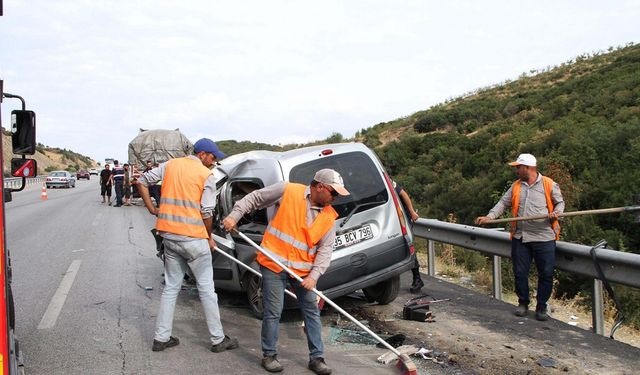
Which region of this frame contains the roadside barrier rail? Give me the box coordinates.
[412,218,640,336]
[3,176,47,189]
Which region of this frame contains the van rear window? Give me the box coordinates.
[289,151,388,219]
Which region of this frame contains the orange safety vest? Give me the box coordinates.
[510,175,560,240]
[156,157,211,238]
[258,183,338,277]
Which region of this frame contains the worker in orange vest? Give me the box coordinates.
[223,169,349,375]
[137,138,239,353]
[475,153,564,321]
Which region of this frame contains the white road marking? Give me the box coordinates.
[37,260,82,329]
[71,249,85,253]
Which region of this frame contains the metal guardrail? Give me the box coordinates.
[3,176,46,189]
[412,218,640,336]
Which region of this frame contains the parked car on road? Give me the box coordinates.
[210,142,416,318]
[89,168,98,175]
[46,171,76,188]
[76,169,90,180]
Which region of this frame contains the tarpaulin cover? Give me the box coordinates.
[128,129,193,169]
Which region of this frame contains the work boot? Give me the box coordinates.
[308,357,332,375]
[152,336,179,352]
[535,308,549,321]
[261,355,283,372]
[514,304,528,317]
[210,335,239,353]
[409,278,424,293]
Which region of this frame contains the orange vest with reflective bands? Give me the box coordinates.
[156,157,211,238]
[258,183,338,277]
[510,175,560,240]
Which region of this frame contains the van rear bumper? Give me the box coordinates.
[321,251,415,300]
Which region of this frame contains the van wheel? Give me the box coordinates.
[243,272,264,320]
[362,275,400,305]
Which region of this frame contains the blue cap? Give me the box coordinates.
[193,138,225,160]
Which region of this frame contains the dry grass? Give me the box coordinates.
[415,251,640,348]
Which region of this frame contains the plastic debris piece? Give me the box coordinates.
[537,357,557,368]
[417,347,433,360]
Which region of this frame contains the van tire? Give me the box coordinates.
[362,275,400,305]
[243,272,264,320]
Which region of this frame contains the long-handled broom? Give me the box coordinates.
[479,205,640,225]
[212,245,298,300]
[233,229,418,375]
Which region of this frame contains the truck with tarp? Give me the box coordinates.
[127,128,194,199]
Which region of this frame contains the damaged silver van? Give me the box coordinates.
[211,142,415,318]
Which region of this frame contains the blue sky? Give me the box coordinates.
[1,1,639,164]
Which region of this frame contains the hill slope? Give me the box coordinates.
[361,43,640,250]
[356,43,640,327]
[2,130,97,175]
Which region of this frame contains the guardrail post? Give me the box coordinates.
[592,279,605,335]
[492,255,502,300]
[427,240,436,276]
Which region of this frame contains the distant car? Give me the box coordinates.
[76,169,90,180]
[89,168,98,175]
[46,171,76,189]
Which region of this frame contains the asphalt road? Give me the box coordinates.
[6,179,407,375]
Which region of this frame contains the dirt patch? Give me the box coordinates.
[329,274,638,375]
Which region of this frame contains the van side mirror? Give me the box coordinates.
[11,110,36,155]
[11,158,37,177]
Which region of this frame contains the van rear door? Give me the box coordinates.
[287,148,413,292]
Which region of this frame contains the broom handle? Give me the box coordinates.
[483,205,640,225]
[212,245,297,300]
[234,230,403,357]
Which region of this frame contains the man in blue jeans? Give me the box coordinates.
[476,153,564,321]
[137,138,238,352]
[223,169,349,374]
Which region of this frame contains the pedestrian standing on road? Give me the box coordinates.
[110,160,125,207]
[123,163,132,206]
[222,168,349,375]
[136,138,239,353]
[143,160,153,173]
[144,160,161,208]
[392,180,424,293]
[100,164,112,205]
[475,153,564,321]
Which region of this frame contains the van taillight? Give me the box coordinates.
[382,172,415,255]
[321,149,333,156]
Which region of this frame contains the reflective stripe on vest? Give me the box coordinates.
[510,175,560,240]
[258,183,338,277]
[155,157,211,238]
[266,224,318,256]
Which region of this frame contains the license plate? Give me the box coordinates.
[334,224,373,249]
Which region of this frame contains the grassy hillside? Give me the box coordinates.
[363,43,640,250]
[2,129,97,175]
[357,43,640,326]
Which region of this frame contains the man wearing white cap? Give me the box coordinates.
[475,153,564,321]
[223,168,349,374]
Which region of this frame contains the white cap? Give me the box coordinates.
[313,168,350,196]
[508,153,537,167]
